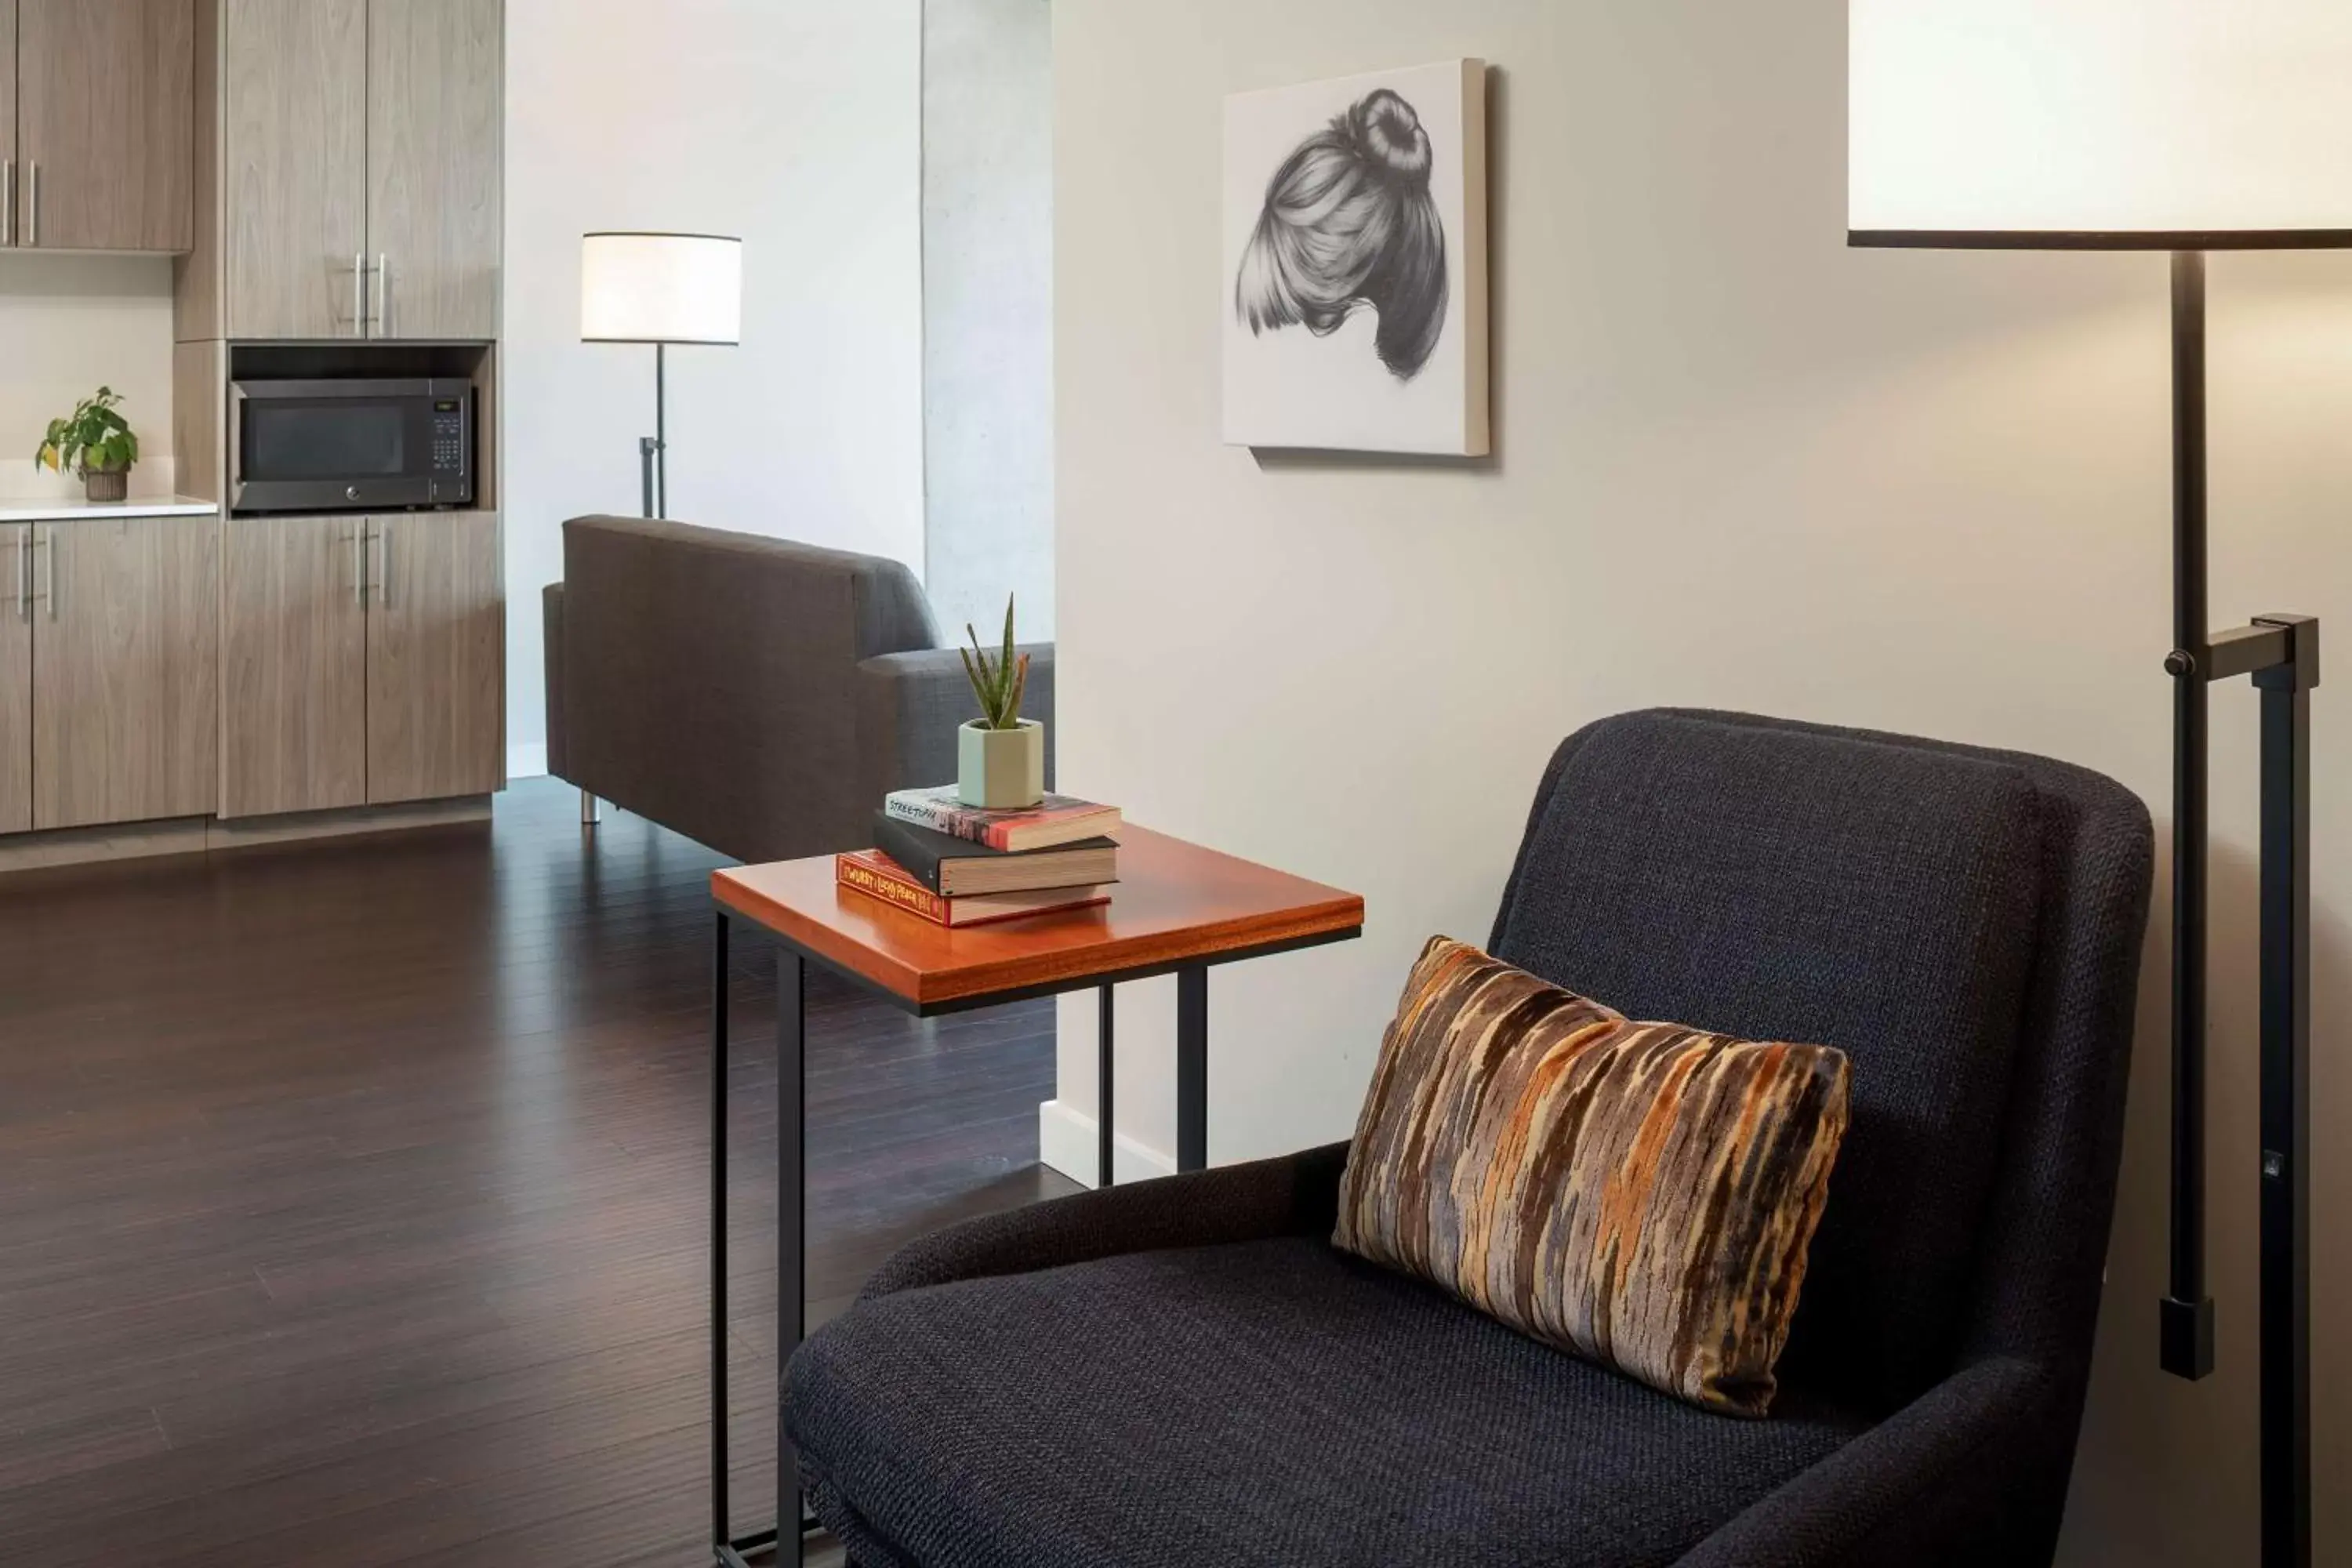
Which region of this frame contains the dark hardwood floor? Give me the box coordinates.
[0,779,1075,1567]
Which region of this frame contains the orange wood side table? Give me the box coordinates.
[704,826,1363,1566]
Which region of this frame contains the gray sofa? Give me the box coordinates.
[543,516,1053,865]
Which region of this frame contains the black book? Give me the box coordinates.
[871,812,1119,898]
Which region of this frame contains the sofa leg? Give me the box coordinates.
[580,789,602,827]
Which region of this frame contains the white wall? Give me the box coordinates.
[0,255,180,501]
[503,0,925,778]
[1049,2,2352,1563]
[921,0,1054,641]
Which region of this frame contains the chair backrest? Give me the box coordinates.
[559,516,939,862]
[1489,710,2151,1412]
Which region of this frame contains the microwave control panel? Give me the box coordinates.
[432,400,468,474]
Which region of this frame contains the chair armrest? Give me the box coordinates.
[542,582,568,782]
[855,643,1056,804]
[1678,1356,2060,1568]
[860,1141,1350,1301]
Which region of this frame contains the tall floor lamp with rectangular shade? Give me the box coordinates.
[1849,4,2343,1563]
[580,231,743,521]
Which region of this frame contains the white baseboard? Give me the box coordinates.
[508,742,549,781]
[1038,1098,1177,1189]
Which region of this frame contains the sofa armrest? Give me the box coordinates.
[1678,1356,2060,1568]
[543,582,568,783]
[859,1141,1350,1302]
[855,642,1056,803]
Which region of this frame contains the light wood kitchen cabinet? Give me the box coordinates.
[0,2,16,246]
[15,0,194,252]
[220,513,367,817]
[220,511,500,815]
[30,517,218,831]
[220,0,365,338]
[210,0,498,339]
[0,525,31,836]
[365,0,499,339]
[366,511,500,803]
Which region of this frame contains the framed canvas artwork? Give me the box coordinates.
[1222,58,1490,456]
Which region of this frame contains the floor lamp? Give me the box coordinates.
[576,231,743,824]
[1849,5,2339,1563]
[580,231,744,521]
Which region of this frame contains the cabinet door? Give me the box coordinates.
[366,512,499,804]
[31,517,219,830]
[367,0,499,339]
[16,0,194,252]
[0,526,31,835]
[1,1,18,245]
[221,514,367,818]
[222,0,366,338]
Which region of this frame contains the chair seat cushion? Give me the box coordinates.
[787,1236,1874,1568]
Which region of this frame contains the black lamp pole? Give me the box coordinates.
[2155,247,2319,1568]
[1853,224,2329,1568]
[638,341,669,521]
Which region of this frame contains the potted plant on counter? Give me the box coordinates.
[34,387,140,503]
[957,595,1044,809]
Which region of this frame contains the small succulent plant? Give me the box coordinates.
[960,595,1032,731]
[34,387,139,477]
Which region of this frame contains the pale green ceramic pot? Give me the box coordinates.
[958,719,1044,808]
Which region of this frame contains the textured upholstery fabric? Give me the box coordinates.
[1489,712,2045,1411]
[797,1236,1873,1568]
[542,581,568,782]
[1335,936,1851,1416]
[786,710,2154,1568]
[543,517,1052,865]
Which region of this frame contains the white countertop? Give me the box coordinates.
[0,494,220,524]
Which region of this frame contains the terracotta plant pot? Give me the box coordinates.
[957,720,1045,809]
[82,466,129,504]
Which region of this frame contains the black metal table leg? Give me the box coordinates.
[712,920,813,1568]
[1176,966,1207,1173]
[1098,984,1115,1188]
[777,948,807,1562]
[710,912,732,1561]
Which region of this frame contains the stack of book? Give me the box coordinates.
[835,786,1123,927]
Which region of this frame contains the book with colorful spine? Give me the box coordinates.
[880,786,1122,853]
[834,849,1111,928]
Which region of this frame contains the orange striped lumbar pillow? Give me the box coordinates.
[1334,935,1852,1417]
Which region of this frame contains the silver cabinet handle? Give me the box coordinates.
[2,161,13,245]
[375,253,389,339]
[353,253,366,337]
[13,528,26,621]
[373,520,390,604]
[41,526,56,620]
[350,523,366,605]
[26,163,37,248]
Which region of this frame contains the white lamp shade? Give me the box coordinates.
[580,232,743,343]
[1850,0,2352,245]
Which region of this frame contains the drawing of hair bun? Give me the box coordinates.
[1235,87,1449,380]
[1348,89,1433,187]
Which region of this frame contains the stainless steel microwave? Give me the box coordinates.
[229,378,474,514]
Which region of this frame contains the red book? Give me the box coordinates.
[834,850,1110,928]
